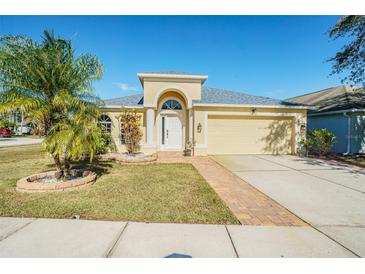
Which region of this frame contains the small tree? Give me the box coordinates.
[302,128,336,157]
[328,16,365,87]
[0,117,15,129]
[120,110,142,155]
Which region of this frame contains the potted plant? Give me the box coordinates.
[184,140,195,156]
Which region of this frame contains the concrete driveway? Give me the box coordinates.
[213,155,365,257]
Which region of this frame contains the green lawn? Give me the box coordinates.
[0,145,238,224]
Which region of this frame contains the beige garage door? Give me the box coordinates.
[207,115,294,155]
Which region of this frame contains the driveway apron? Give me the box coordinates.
[213,154,365,257]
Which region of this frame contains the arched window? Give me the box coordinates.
[99,114,112,133]
[161,99,182,110]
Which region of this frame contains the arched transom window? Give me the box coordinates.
[99,114,112,133]
[161,99,182,110]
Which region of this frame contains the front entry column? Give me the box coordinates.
[146,108,154,146]
[189,109,193,143]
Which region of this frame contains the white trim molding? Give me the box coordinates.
[308,108,365,117]
[138,73,208,86]
[193,103,314,110]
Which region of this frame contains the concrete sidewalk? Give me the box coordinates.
[0,217,357,258]
[0,137,43,147]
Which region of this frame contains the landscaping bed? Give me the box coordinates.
[0,145,238,224]
[324,154,365,169]
[306,153,365,169]
[16,169,96,193]
[97,152,157,164]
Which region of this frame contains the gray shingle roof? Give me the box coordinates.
[287,85,365,112]
[102,87,305,107]
[103,94,143,106]
[196,87,304,107]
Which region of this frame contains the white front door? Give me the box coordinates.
[161,115,182,149]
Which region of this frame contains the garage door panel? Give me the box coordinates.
[207,116,293,155]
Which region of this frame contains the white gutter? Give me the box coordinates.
[342,109,364,155]
[308,108,365,117]
[193,103,314,110]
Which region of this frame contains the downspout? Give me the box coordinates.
[343,112,351,155]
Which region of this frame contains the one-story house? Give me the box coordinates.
[287,85,365,154]
[0,110,23,127]
[100,71,308,156]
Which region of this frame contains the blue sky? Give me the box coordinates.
[0,16,348,100]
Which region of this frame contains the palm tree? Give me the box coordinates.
[44,102,106,178]
[0,31,104,178]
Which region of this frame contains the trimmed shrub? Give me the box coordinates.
[120,110,143,154]
[301,128,336,156]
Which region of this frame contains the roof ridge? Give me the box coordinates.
[103,86,307,107]
[286,85,347,100]
[203,86,284,102]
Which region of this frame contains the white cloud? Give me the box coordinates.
[114,82,140,92]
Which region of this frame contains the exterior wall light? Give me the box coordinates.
[300,124,306,133]
[197,122,202,133]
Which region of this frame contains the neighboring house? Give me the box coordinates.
[0,110,22,126]
[0,109,30,132]
[287,85,365,154]
[100,71,308,156]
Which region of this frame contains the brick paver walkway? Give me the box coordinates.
[157,152,306,226]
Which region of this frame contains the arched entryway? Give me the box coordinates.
[156,92,187,150]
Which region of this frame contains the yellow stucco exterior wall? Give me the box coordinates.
[142,80,202,108]
[100,105,307,156]
[100,73,307,156]
[99,108,150,153]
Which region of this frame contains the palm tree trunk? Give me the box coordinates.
[53,154,64,179]
[64,158,71,180]
[44,118,50,136]
[53,154,62,170]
